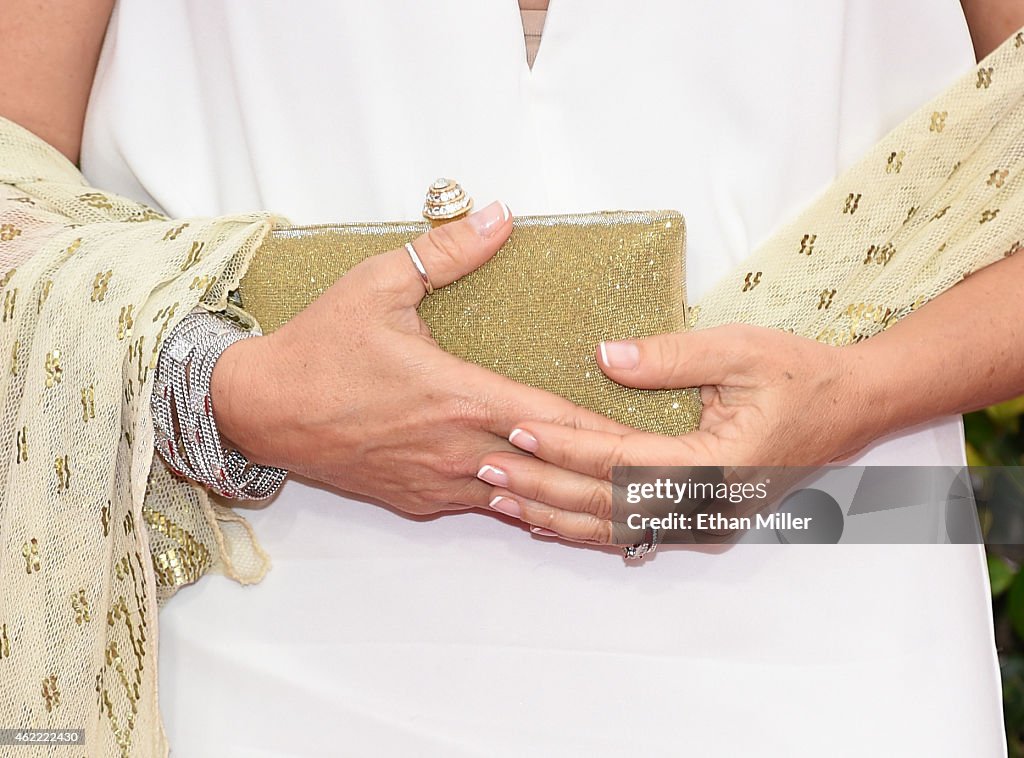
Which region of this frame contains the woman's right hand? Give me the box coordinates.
[211,201,629,516]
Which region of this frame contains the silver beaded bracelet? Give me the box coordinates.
[151,307,288,500]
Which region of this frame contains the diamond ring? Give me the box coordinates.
[623,524,660,560]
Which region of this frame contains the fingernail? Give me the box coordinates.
[489,495,522,518]
[477,464,509,487]
[531,527,559,537]
[467,201,511,239]
[508,428,538,452]
[599,340,640,370]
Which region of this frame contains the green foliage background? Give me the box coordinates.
[965,398,1024,755]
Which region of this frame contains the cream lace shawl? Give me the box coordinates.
[1,27,1022,758]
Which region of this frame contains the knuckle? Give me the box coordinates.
[639,337,682,388]
[349,251,397,297]
[659,336,686,373]
[524,476,549,505]
[503,465,540,502]
[568,515,611,545]
[434,445,472,479]
[426,223,466,265]
[546,411,579,431]
[731,324,763,356]
[565,411,591,431]
[452,478,490,508]
[439,456,466,480]
[445,392,486,428]
[663,333,688,366]
[404,459,466,504]
[539,510,559,530]
[403,490,438,514]
[596,438,630,479]
[526,503,558,530]
[549,408,595,433]
[583,483,614,519]
[582,518,611,544]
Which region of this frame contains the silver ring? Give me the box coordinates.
[404,242,435,296]
[623,524,660,560]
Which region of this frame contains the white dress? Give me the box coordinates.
[81,1,1005,755]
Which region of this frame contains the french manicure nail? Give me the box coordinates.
[477,464,509,487]
[489,495,522,519]
[531,527,559,537]
[599,340,640,370]
[508,428,539,453]
[467,201,511,239]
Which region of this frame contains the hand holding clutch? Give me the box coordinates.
[236,181,702,436]
[478,322,869,545]
[212,201,635,515]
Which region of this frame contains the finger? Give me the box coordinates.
[503,420,632,480]
[596,324,765,389]
[371,200,512,306]
[476,452,613,519]
[465,363,635,438]
[505,420,716,477]
[448,476,500,509]
[487,492,613,545]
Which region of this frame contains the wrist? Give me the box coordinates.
[153,309,288,499]
[210,334,276,465]
[836,338,900,454]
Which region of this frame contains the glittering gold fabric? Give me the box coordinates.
[238,212,702,435]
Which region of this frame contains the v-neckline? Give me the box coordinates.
[518,0,556,76]
[521,8,547,70]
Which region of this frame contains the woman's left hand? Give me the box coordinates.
[475,324,882,544]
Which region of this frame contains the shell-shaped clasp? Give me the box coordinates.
[423,178,473,225]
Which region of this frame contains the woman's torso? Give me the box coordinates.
[82,2,1004,755]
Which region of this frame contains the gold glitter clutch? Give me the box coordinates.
[235,210,701,435]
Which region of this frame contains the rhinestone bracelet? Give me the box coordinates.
[151,307,288,499]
